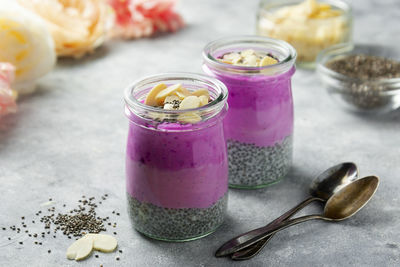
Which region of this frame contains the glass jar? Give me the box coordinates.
[257,0,352,68]
[203,36,296,189]
[124,73,229,241]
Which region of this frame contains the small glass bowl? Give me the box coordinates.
[256,0,352,68]
[316,43,400,114]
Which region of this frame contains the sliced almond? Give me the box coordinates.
[259,56,278,66]
[145,83,167,106]
[240,49,256,57]
[164,95,180,103]
[198,95,209,106]
[179,96,201,110]
[66,235,94,261]
[155,84,182,105]
[164,95,181,110]
[243,54,259,66]
[219,59,233,64]
[191,88,210,98]
[178,112,202,124]
[223,52,241,61]
[175,87,192,100]
[87,234,118,253]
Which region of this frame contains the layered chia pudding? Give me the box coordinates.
[124,73,229,241]
[203,36,297,189]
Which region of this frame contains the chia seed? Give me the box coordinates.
[227,135,292,188]
[127,193,227,241]
[325,54,400,110]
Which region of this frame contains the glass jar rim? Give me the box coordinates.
[259,0,352,21]
[124,72,228,115]
[202,35,297,75]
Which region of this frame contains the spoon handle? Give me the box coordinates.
[231,199,327,260]
[215,196,323,257]
[224,214,332,256]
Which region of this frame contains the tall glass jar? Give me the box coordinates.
[256,0,352,68]
[203,36,296,189]
[124,73,229,241]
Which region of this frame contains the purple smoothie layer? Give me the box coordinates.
[126,114,228,209]
[203,65,295,147]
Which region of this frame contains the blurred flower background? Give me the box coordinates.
[0,0,184,118]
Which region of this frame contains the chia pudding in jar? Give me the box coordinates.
[124,73,229,241]
[203,36,297,189]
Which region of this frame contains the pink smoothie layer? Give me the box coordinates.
[204,66,295,147]
[126,116,228,209]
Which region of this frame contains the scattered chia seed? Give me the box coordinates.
[116,257,120,261]
[48,250,51,253]
[3,193,119,258]
[95,255,99,258]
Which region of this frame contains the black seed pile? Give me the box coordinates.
[1,194,121,255]
[227,135,292,188]
[326,54,400,80]
[325,54,400,110]
[127,193,227,241]
[39,196,108,238]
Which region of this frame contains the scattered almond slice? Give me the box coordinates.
[66,235,94,261]
[259,56,278,66]
[191,88,210,98]
[179,95,201,110]
[87,234,118,253]
[145,83,167,106]
[155,83,182,105]
[177,112,202,124]
[198,95,209,106]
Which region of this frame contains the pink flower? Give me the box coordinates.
[108,0,184,39]
[0,63,17,117]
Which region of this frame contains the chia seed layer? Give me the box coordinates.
[127,193,227,241]
[227,135,293,188]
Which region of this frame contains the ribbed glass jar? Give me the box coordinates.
[124,73,229,241]
[203,36,296,189]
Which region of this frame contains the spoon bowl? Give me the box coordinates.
[324,175,379,220]
[310,162,358,200]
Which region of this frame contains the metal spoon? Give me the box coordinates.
[231,162,359,260]
[222,175,379,257]
[215,162,358,258]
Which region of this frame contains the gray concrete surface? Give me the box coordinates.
[1,0,399,266]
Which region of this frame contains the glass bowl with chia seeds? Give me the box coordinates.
[317,43,400,113]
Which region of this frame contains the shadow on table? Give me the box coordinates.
[56,42,111,68]
[352,108,400,124]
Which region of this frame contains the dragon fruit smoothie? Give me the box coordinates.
[203,36,297,189]
[124,73,229,241]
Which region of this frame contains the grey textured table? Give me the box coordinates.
[1,0,399,266]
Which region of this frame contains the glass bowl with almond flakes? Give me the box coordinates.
[257,0,352,68]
